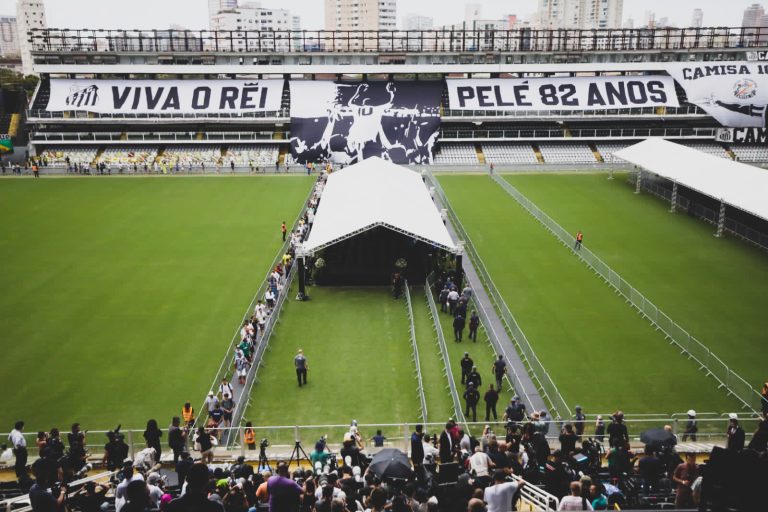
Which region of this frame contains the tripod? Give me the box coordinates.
[258,443,272,472]
[288,440,311,468]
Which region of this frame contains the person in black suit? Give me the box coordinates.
[439,423,454,464]
[726,414,745,451]
[410,425,424,467]
[463,383,480,422]
[460,353,473,385]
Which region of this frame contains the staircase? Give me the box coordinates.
[474,143,485,164]
[588,142,604,163]
[531,143,545,163]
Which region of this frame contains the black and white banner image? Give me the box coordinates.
[715,127,768,143]
[447,76,679,111]
[47,79,284,114]
[289,81,442,165]
[667,62,768,128]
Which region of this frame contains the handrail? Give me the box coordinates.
[424,274,467,429]
[195,181,315,429]
[0,471,117,511]
[509,472,559,511]
[426,171,572,418]
[490,173,762,413]
[404,281,428,423]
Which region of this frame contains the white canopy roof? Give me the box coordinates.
[302,157,458,254]
[614,139,768,222]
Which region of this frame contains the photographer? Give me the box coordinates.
[67,423,87,473]
[30,458,66,512]
[104,428,129,471]
[168,416,187,465]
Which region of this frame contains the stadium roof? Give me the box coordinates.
[302,157,458,254]
[614,139,768,222]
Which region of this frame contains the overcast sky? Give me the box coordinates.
[0,0,761,30]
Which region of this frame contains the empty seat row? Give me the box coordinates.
[730,144,768,162]
[224,145,279,168]
[481,143,539,164]
[538,143,597,164]
[433,144,479,165]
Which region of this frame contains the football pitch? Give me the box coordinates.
[438,173,766,415]
[0,176,314,430]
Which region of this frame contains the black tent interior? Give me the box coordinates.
[312,226,445,286]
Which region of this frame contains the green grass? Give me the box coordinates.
[504,173,768,389]
[242,286,421,445]
[439,175,741,415]
[409,286,454,424]
[0,176,313,430]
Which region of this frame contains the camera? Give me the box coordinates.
[260,439,269,449]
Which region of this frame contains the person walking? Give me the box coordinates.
[464,383,480,422]
[294,349,308,387]
[466,366,482,389]
[574,230,584,250]
[492,354,507,391]
[682,410,698,442]
[453,313,465,342]
[281,221,287,242]
[672,453,699,509]
[484,384,499,421]
[460,352,474,385]
[468,310,480,342]
[9,421,27,482]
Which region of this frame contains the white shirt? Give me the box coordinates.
[115,473,145,512]
[9,429,25,449]
[459,434,471,453]
[484,481,519,512]
[219,383,234,399]
[447,290,460,301]
[265,290,275,301]
[469,452,492,477]
[558,495,593,511]
[314,486,346,501]
[422,441,439,459]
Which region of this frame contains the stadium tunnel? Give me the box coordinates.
[296,157,461,295]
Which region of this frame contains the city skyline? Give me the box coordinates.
[0,0,763,30]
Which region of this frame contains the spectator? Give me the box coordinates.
[267,462,302,511]
[370,429,386,448]
[422,434,440,462]
[748,413,768,452]
[29,458,66,512]
[606,411,628,448]
[104,429,129,471]
[166,463,223,511]
[468,446,494,487]
[484,470,523,512]
[682,410,698,442]
[143,419,163,462]
[168,416,186,465]
[637,446,662,493]
[205,391,219,416]
[589,484,608,510]
[311,440,330,469]
[244,421,256,450]
[196,427,215,464]
[439,422,454,463]
[123,479,151,512]
[558,482,592,510]
[219,378,235,401]
[410,425,424,467]
[726,413,745,451]
[559,424,578,456]
[9,420,28,482]
[573,406,586,438]
[672,453,698,509]
[221,394,235,429]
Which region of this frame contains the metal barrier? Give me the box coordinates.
[195,182,315,430]
[426,172,571,419]
[490,173,763,413]
[639,174,768,252]
[404,281,428,424]
[424,275,467,427]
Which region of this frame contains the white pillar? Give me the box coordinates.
[669,182,678,213]
[715,200,726,238]
[634,169,642,194]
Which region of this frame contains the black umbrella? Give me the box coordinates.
[368,448,413,480]
[640,428,677,447]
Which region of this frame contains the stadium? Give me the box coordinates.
[1,15,768,512]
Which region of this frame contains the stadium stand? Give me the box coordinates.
[595,142,635,164]
[683,142,731,159]
[729,144,768,163]
[481,143,539,164]
[38,147,98,167]
[433,143,479,165]
[158,146,222,169]
[223,144,280,168]
[538,142,598,164]
[99,147,159,166]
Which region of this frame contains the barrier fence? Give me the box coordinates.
[1,416,757,466]
[425,172,571,419]
[490,173,763,413]
[404,282,428,424]
[424,275,467,428]
[195,181,315,431]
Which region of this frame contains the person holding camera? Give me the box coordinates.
[104,428,129,471]
[30,458,66,512]
[168,417,187,465]
[295,349,309,387]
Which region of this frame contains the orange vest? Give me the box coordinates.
[182,406,195,423]
[244,428,255,445]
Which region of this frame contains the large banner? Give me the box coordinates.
[447,76,679,111]
[47,79,284,114]
[715,127,768,143]
[289,81,442,165]
[667,62,768,128]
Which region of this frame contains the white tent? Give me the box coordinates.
[614,139,768,222]
[302,157,458,254]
